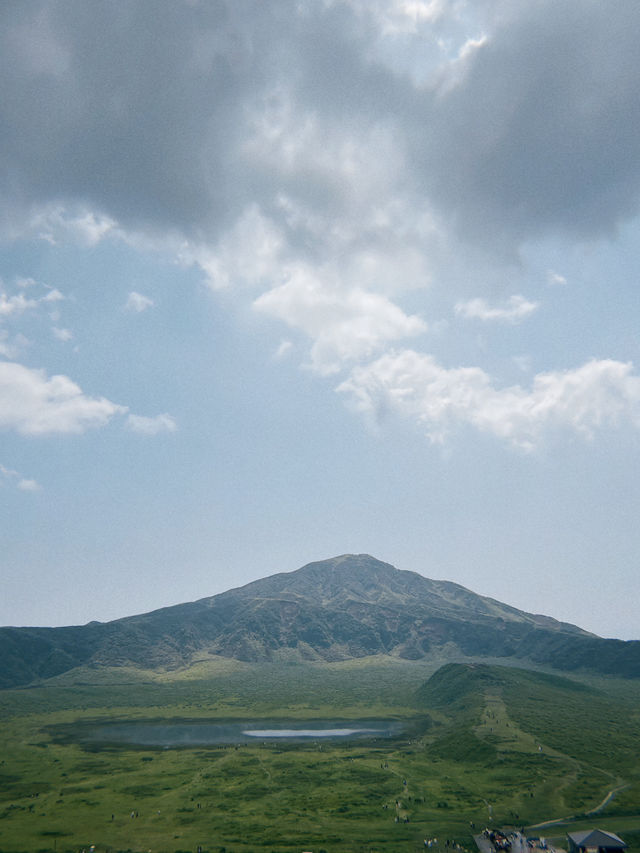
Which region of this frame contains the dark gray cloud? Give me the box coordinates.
[419,0,640,244]
[2,0,640,254]
[0,0,398,242]
[0,0,265,235]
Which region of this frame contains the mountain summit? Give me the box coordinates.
[1,554,638,687]
[212,554,586,630]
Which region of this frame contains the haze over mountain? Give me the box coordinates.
[1,554,639,689]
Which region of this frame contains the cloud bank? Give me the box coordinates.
[2,0,640,448]
[339,354,640,449]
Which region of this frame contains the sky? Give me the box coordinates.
[1,0,640,641]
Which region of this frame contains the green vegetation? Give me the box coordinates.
[0,660,639,852]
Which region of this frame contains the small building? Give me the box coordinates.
[567,829,627,853]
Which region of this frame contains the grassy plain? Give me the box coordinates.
[0,659,639,853]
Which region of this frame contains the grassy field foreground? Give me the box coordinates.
[0,659,639,853]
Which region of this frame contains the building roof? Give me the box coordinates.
[568,830,627,849]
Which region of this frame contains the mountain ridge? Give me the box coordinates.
[199,553,592,635]
[1,553,638,688]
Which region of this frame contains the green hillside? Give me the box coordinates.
[0,659,639,852]
[417,663,640,821]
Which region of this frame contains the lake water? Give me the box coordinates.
[80,719,403,747]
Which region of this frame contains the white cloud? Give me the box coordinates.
[254,267,426,375]
[274,340,293,360]
[125,291,154,313]
[29,206,117,247]
[18,477,40,492]
[126,413,177,435]
[455,294,539,323]
[0,290,37,318]
[244,89,404,211]
[0,463,41,492]
[42,287,64,303]
[437,32,489,94]
[0,331,29,360]
[52,327,72,342]
[547,270,567,287]
[355,0,446,35]
[338,352,640,449]
[180,189,436,379]
[0,361,126,435]
[0,278,71,361]
[179,204,285,291]
[0,463,19,482]
[0,280,64,319]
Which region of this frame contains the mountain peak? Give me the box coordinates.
[215,553,427,609]
[2,554,638,689]
[209,554,590,634]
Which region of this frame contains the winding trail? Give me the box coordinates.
[586,783,630,815]
[527,783,630,830]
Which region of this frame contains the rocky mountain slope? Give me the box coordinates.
[1,554,638,687]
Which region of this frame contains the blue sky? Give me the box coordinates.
[1,0,640,640]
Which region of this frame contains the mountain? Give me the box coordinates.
[1,553,639,688]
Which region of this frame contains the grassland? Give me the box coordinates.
[0,659,639,853]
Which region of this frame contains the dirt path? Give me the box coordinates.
[586,783,630,815]
[527,783,629,830]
